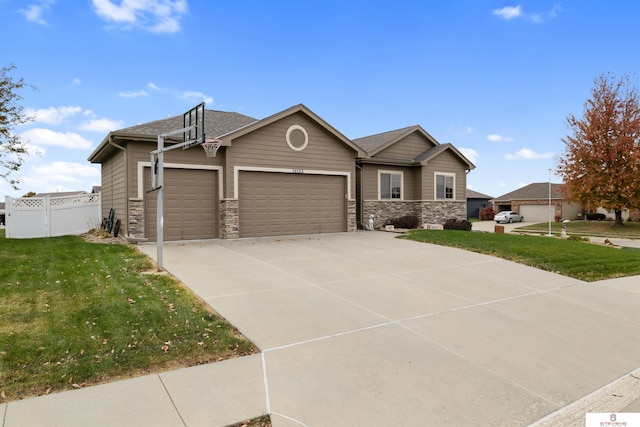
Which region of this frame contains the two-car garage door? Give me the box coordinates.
[519,205,552,223]
[238,171,347,238]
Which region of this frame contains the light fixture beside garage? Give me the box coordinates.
[286,124,309,151]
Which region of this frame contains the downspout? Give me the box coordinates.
[108,135,127,236]
[355,163,363,228]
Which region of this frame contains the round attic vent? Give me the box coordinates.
[286,125,308,151]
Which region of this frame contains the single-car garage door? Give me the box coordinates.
[239,171,346,238]
[145,168,218,241]
[519,204,552,223]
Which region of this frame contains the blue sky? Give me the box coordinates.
[2,0,639,199]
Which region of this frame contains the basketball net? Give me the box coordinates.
[201,139,222,158]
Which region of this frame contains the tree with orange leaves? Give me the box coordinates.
[557,73,640,226]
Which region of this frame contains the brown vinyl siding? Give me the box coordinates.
[101,149,126,222]
[361,164,419,201]
[375,133,434,159]
[422,150,467,200]
[226,112,356,199]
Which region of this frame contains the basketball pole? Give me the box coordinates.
[150,125,202,271]
[149,102,204,272]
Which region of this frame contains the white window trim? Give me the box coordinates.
[137,162,223,199]
[378,170,404,201]
[434,172,456,201]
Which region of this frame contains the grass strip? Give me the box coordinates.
[402,230,640,282]
[0,233,257,401]
[514,220,640,238]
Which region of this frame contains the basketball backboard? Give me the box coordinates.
[183,102,205,146]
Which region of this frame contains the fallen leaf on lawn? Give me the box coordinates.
[161,345,169,352]
[72,384,82,389]
[45,387,52,395]
[1,390,6,399]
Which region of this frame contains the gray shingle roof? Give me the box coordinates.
[114,110,257,140]
[466,189,493,199]
[494,182,564,200]
[352,126,417,155]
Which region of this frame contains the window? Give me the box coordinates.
[379,171,402,200]
[435,173,455,200]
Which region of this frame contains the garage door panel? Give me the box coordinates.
[144,168,218,241]
[520,205,552,223]
[239,171,346,238]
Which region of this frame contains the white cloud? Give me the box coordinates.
[20,128,94,150]
[71,78,82,85]
[19,162,101,193]
[466,127,473,134]
[20,1,56,25]
[32,162,100,179]
[118,89,148,98]
[25,106,83,125]
[148,82,166,92]
[487,134,514,142]
[505,148,554,160]
[78,118,124,132]
[492,5,521,20]
[492,4,560,23]
[92,0,188,33]
[459,147,479,164]
[182,91,213,104]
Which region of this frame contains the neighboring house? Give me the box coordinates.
[0,202,5,225]
[466,189,493,219]
[492,182,581,222]
[353,126,475,229]
[595,207,639,221]
[88,104,472,241]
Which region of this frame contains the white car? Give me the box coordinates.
[494,211,523,223]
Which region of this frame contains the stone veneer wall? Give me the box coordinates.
[128,198,144,239]
[363,200,467,229]
[220,199,239,239]
[347,200,357,232]
[418,201,467,225]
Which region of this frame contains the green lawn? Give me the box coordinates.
[402,229,640,282]
[0,230,257,401]
[516,220,640,238]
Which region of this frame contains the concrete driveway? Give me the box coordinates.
[139,231,639,426]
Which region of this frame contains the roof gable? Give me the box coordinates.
[352,125,438,157]
[416,143,475,170]
[219,104,365,155]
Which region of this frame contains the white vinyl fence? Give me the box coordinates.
[5,193,101,239]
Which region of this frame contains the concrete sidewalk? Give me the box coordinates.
[3,232,639,426]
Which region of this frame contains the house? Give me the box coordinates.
[352,126,474,229]
[88,104,473,241]
[466,189,493,219]
[492,182,581,222]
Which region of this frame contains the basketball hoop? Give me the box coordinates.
[201,139,221,158]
